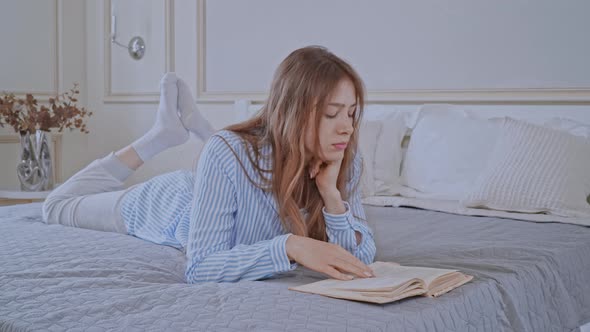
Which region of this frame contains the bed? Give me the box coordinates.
[3,104,590,331]
[1,202,589,331]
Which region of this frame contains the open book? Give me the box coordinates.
[289,262,473,304]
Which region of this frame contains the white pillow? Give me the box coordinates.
[462,118,590,218]
[544,117,590,139]
[358,120,381,197]
[400,104,500,200]
[373,114,408,195]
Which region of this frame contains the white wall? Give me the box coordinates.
[1,0,589,188]
[0,0,87,189]
[198,0,590,103]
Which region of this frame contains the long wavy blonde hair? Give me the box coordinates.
[225,46,365,241]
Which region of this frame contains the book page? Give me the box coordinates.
[427,274,474,297]
[370,262,458,288]
[325,275,423,292]
[369,261,401,274]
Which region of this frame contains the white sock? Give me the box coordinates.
[131,73,189,162]
[177,78,215,141]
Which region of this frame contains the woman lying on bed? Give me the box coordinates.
[42,46,376,283]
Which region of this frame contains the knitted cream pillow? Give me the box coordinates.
[462,117,590,218]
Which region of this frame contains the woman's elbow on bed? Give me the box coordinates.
[358,234,377,265]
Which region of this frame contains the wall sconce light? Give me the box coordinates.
[110,15,146,60]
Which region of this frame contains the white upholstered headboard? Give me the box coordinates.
[233,100,590,126]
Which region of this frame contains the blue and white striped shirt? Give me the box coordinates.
[120,130,376,283]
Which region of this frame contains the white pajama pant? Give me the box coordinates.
[42,153,135,234]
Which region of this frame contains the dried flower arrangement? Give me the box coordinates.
[0,83,93,134]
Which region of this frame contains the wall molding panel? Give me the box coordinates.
[104,0,175,104]
[195,0,590,105]
[8,0,61,101]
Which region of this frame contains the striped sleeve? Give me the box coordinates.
[322,154,376,265]
[185,135,295,283]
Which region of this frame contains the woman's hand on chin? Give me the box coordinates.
[286,235,374,280]
[309,157,341,194]
[309,157,346,214]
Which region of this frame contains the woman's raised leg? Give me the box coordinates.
[42,73,186,233]
[177,78,215,141]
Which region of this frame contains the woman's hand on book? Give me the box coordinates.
[286,235,374,280]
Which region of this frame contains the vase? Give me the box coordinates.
[17,131,53,191]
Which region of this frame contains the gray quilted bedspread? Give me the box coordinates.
[1,203,589,332]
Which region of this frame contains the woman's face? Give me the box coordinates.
[305,79,356,163]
